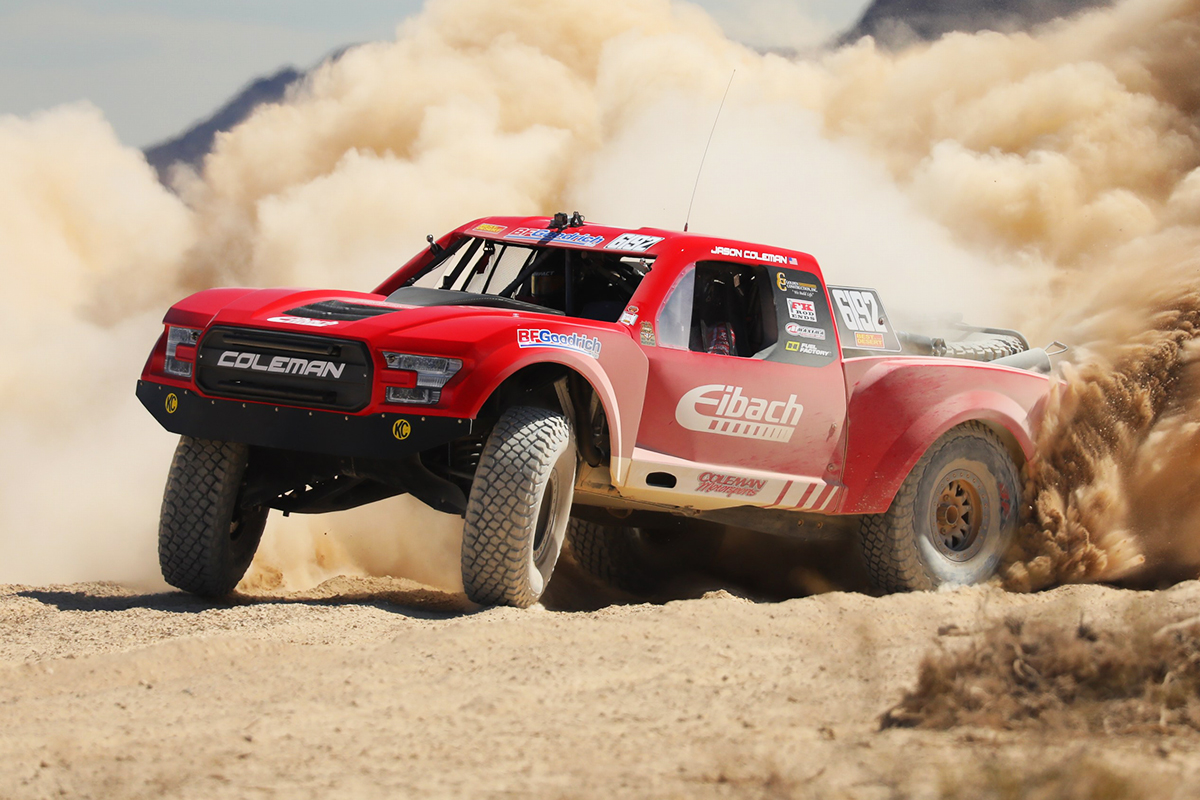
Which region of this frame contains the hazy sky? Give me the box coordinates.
[0,1,872,148]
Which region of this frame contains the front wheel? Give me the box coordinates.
[159,436,268,598]
[859,422,1020,592]
[461,406,576,607]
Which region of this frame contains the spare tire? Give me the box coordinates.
[942,335,1026,363]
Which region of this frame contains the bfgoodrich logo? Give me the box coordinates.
[675,385,804,443]
[517,329,602,359]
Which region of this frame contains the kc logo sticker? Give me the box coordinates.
[392,419,412,440]
[165,393,179,414]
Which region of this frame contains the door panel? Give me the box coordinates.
[632,261,849,491]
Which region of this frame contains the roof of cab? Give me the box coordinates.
[457,215,823,276]
[458,216,683,256]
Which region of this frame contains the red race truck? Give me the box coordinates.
[137,213,1056,606]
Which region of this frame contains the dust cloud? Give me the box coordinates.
[2,0,1199,591]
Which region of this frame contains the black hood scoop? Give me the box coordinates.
[287,299,401,322]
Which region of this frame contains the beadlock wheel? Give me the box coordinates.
[859,422,1021,592]
[932,471,985,561]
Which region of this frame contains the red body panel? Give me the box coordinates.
[139,215,1054,517]
[838,357,1050,514]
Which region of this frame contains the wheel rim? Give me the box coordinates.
[532,473,558,564]
[930,469,986,562]
[230,506,248,542]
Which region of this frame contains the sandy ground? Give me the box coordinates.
[2,574,1200,800]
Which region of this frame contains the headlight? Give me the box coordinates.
[386,387,443,405]
[382,352,463,405]
[383,353,462,387]
[164,327,202,378]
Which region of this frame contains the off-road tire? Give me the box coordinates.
[159,436,269,598]
[564,518,656,595]
[859,422,1020,592]
[462,406,575,607]
[943,336,1026,362]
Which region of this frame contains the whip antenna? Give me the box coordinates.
[684,70,736,233]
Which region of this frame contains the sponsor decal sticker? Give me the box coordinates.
[711,246,799,266]
[786,340,832,356]
[165,393,179,414]
[392,419,412,440]
[606,233,663,253]
[797,342,832,357]
[473,223,506,234]
[675,384,804,443]
[854,331,885,349]
[218,350,346,379]
[640,321,657,347]
[697,472,766,498]
[517,329,603,359]
[776,273,817,294]
[618,306,638,326]
[505,227,605,247]
[268,315,340,328]
[785,323,825,340]
[787,298,817,322]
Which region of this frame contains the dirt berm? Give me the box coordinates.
[2,576,1199,799]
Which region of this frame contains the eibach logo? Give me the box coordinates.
[517,329,603,359]
[675,385,804,443]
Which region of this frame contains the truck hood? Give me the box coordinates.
[168,286,567,336]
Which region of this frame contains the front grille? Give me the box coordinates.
[287,300,401,322]
[196,327,373,412]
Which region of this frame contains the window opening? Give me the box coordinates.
[657,261,777,358]
[398,235,652,321]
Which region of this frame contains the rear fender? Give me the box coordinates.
[840,359,1051,514]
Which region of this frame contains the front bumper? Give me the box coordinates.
[137,380,473,460]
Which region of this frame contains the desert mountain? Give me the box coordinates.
[840,0,1114,47]
[142,0,1118,181]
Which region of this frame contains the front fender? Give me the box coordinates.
[839,358,1052,514]
[457,328,649,484]
[163,287,264,327]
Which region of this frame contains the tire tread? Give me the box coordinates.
[462,407,572,607]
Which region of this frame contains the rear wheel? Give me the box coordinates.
[859,422,1020,592]
[461,406,575,607]
[564,518,656,595]
[159,436,268,598]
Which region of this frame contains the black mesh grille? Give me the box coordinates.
[196,327,373,412]
[286,300,400,322]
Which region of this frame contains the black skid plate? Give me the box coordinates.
[137,380,472,460]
